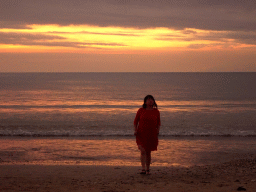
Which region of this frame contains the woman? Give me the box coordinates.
[134,95,161,175]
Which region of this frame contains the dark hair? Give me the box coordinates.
[142,95,158,108]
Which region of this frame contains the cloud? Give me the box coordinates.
[0,21,32,29]
[155,30,256,46]
[1,0,256,31]
[0,32,65,42]
[48,30,141,37]
[226,31,256,45]
[0,32,126,48]
[1,0,256,49]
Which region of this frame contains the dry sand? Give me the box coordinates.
[1,158,256,192]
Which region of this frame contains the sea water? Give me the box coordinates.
[0,73,256,166]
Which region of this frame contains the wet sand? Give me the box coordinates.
[1,157,256,192]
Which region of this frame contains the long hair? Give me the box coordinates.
[142,95,158,109]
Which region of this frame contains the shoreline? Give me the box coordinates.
[1,157,256,192]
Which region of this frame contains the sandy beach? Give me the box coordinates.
[1,157,256,192]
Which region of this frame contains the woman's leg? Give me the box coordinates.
[145,151,151,172]
[138,145,146,170]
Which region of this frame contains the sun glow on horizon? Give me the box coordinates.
[0,24,255,53]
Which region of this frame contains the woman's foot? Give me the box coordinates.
[140,169,146,174]
[146,170,151,175]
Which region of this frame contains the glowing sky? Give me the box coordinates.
[1,0,256,72]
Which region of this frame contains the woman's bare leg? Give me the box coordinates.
[146,151,151,172]
[138,145,146,170]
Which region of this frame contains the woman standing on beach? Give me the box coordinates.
[134,95,161,175]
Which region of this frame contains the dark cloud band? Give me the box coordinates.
[0,32,127,48]
[1,0,255,31]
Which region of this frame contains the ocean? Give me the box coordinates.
[0,72,256,166]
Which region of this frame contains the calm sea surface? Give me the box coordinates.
[0,73,256,166]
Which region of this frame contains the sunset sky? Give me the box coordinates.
[1,0,256,72]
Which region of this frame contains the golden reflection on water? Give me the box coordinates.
[0,90,141,106]
[1,137,255,167]
[1,98,255,115]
